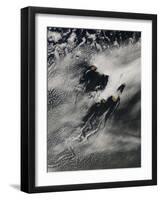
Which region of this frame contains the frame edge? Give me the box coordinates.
[21,7,30,193]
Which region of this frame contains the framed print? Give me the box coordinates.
[21,6,157,193]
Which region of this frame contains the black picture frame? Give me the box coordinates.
[21,6,157,193]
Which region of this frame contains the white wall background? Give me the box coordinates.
[0,0,159,199]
